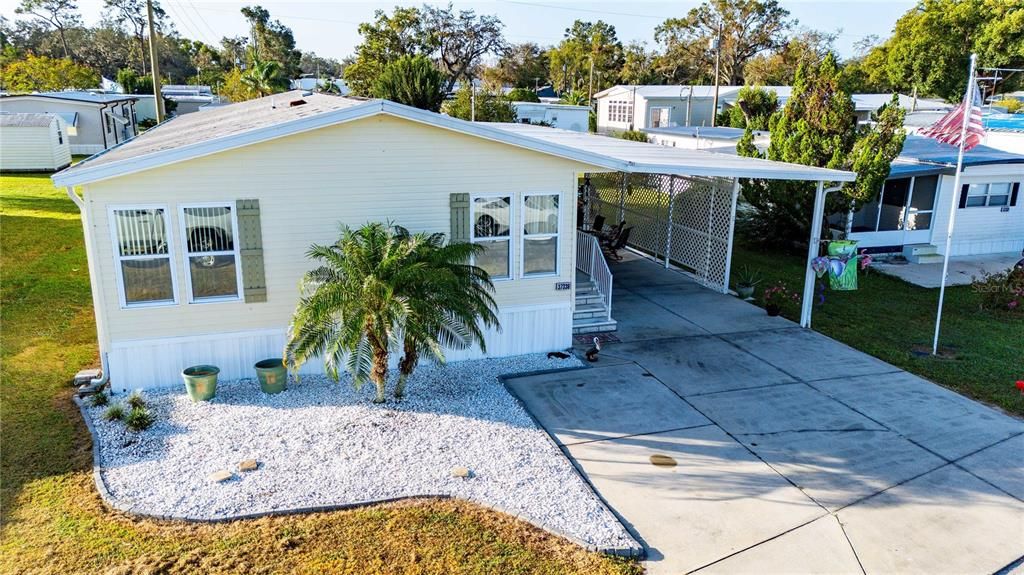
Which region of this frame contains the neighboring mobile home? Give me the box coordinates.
[0,92,138,154]
[53,91,852,391]
[0,113,72,172]
[594,85,949,132]
[511,102,590,132]
[839,135,1024,257]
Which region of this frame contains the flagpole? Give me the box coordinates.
[932,53,977,356]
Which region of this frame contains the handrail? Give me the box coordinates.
[575,230,613,320]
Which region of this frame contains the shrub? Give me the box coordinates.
[125,406,154,432]
[126,391,146,410]
[507,87,539,102]
[992,98,1022,114]
[619,130,649,143]
[89,392,109,407]
[973,267,1024,312]
[104,404,125,422]
[372,55,446,112]
[762,282,801,307]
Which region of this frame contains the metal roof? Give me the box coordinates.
[53,91,856,187]
[642,126,769,140]
[0,112,56,127]
[2,91,137,106]
[487,123,855,181]
[595,85,950,112]
[888,135,1024,177]
[57,112,78,126]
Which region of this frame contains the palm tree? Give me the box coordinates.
[241,56,286,97]
[393,229,500,399]
[559,90,589,106]
[285,223,499,403]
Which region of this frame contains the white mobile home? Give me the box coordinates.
[0,92,138,154]
[594,85,949,133]
[643,126,770,154]
[53,91,853,391]
[841,135,1024,257]
[0,113,72,172]
[512,102,590,132]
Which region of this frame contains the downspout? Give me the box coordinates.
[99,102,109,149]
[66,186,110,388]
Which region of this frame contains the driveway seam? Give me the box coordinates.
[560,423,716,447]
[684,512,831,574]
[833,514,868,575]
[948,431,1024,503]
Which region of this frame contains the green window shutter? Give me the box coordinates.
[450,193,470,244]
[236,199,267,303]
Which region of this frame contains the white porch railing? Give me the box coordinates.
[576,229,613,320]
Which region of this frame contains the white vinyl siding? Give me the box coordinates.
[81,115,598,352]
[179,204,243,303]
[109,206,178,308]
[0,118,71,172]
[929,166,1024,256]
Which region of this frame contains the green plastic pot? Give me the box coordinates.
[182,365,219,401]
[254,358,287,394]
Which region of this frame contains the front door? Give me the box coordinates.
[649,107,671,128]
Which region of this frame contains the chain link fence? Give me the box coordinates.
[585,172,737,292]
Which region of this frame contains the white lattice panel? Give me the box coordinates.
[586,172,736,291]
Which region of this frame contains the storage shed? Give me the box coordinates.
[0,113,72,172]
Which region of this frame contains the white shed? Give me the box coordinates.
[0,113,72,172]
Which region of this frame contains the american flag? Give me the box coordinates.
[919,81,985,151]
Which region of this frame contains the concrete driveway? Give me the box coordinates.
[505,251,1024,574]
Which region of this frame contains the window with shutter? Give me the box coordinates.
[450,193,470,244]
[235,199,267,302]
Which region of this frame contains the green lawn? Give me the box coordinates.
[0,171,641,575]
[729,244,1024,416]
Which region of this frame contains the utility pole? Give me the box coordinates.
[711,20,723,127]
[146,0,164,122]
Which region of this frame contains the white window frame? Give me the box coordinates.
[965,182,1012,208]
[178,202,244,304]
[108,204,178,309]
[520,192,560,279]
[470,193,514,281]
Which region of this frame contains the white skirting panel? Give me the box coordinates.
[70,144,105,155]
[107,303,572,391]
[950,238,1024,256]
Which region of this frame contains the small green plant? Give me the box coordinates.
[89,392,109,407]
[735,265,762,288]
[126,391,146,409]
[125,406,154,432]
[104,404,125,422]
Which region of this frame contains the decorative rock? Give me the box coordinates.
[209,470,233,483]
[238,459,259,472]
[451,466,472,479]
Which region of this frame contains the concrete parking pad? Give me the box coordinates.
[956,434,1024,500]
[566,426,825,575]
[724,328,897,381]
[504,362,709,446]
[694,515,862,574]
[643,288,796,335]
[606,336,795,396]
[607,291,709,342]
[838,464,1024,574]
[731,429,946,510]
[687,383,886,436]
[809,371,1024,460]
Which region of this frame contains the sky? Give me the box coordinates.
[1,0,917,62]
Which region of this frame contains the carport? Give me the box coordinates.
[489,124,856,328]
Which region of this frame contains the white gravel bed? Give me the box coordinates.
[84,354,636,551]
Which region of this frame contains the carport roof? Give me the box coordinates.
[53,91,856,187]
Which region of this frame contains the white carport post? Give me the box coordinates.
[800,181,826,328]
[722,178,741,294]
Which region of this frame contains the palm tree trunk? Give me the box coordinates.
[394,342,418,399]
[371,346,389,404]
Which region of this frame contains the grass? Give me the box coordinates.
[730,243,1024,416]
[0,171,641,575]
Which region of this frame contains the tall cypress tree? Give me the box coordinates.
[738,54,905,244]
